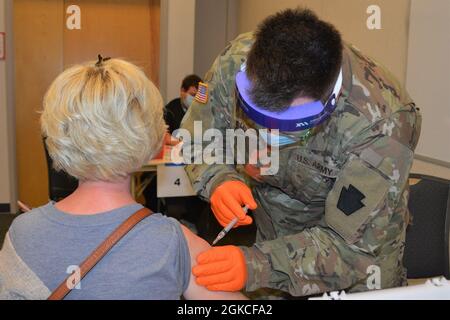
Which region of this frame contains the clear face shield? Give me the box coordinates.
[234,69,343,148]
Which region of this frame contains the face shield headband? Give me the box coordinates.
[235,68,343,132]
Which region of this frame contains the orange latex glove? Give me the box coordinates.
[210,180,257,227]
[192,245,247,292]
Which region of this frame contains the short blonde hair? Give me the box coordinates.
[41,58,166,182]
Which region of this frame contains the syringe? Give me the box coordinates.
[211,205,249,246]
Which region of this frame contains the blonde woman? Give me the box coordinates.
[0,58,246,300]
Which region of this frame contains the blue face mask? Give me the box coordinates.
[259,130,296,147]
[182,94,195,110]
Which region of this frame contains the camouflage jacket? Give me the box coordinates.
[180,32,422,297]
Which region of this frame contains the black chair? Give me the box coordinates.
[404,173,450,279]
[0,214,19,248]
[43,138,78,201]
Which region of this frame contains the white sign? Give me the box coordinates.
[157,165,196,198]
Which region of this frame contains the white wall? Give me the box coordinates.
[161,0,238,101]
[0,0,16,212]
[160,0,196,103]
[406,0,450,165]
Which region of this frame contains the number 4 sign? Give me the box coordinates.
[0,32,5,60]
[157,165,196,198]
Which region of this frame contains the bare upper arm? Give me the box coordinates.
[180,224,248,300]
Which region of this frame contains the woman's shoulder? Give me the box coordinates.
[136,213,186,243]
[9,203,53,233]
[6,203,58,252]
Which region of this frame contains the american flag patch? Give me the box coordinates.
[195,82,209,104]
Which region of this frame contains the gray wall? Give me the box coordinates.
[194,0,238,79]
[160,0,196,103]
[406,0,450,164]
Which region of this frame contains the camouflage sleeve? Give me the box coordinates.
[179,46,245,201]
[240,106,422,296]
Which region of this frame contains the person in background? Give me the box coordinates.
[143,74,212,237]
[0,57,246,300]
[165,74,202,134]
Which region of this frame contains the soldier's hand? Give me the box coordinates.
[210,180,257,227]
[192,245,247,291]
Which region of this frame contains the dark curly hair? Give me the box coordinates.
[246,8,343,111]
[181,74,202,91]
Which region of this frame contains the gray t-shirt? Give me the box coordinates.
[8,202,191,300]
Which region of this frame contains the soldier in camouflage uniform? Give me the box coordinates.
[182,9,421,297]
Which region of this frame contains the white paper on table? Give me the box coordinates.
[157,164,196,198]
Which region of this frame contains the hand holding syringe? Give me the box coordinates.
[211,205,249,246]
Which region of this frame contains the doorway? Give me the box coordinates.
[14,0,160,207]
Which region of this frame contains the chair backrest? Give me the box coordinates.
[0,214,18,248]
[42,137,78,201]
[404,173,450,279]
